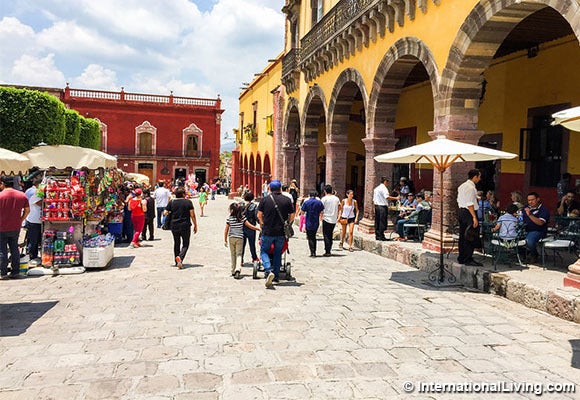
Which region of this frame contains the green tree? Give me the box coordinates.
[0,87,66,152]
[64,108,81,146]
[79,118,101,150]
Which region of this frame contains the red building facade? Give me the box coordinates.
[62,85,224,185]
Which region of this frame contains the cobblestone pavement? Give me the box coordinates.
[0,195,578,399]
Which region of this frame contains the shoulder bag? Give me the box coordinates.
[162,200,173,230]
[270,195,294,238]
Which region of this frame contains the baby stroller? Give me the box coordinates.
[253,235,292,280]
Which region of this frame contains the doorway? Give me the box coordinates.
[195,169,207,185]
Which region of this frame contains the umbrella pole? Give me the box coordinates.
[439,168,445,282]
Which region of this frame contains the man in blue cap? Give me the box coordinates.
[257,179,295,288]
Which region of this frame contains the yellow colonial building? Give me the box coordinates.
[269,0,580,251]
[233,54,283,195]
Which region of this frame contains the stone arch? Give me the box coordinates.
[282,97,301,184]
[283,97,301,147]
[255,153,262,194]
[327,68,369,143]
[368,36,440,140]
[437,0,580,131]
[243,154,249,187]
[263,153,272,181]
[301,84,328,144]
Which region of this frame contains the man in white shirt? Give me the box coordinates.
[456,168,482,266]
[153,181,171,228]
[373,177,399,241]
[25,176,42,260]
[321,184,340,256]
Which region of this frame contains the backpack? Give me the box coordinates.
[243,202,258,225]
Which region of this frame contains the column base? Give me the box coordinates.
[422,228,456,253]
[563,260,580,289]
[357,217,375,235]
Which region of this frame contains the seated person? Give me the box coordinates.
[476,190,492,222]
[522,192,549,263]
[556,190,580,216]
[491,204,520,240]
[396,193,430,241]
[397,192,418,219]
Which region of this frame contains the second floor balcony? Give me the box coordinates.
[298,0,439,82]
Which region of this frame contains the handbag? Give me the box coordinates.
[270,195,294,238]
[339,218,348,226]
[162,201,172,231]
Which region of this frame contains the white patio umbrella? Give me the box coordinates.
[551,106,580,131]
[0,147,32,174]
[22,145,117,169]
[375,135,517,283]
[125,172,150,186]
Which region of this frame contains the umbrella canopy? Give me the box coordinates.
[374,135,518,171]
[22,145,117,169]
[0,147,32,174]
[551,106,580,132]
[125,172,150,186]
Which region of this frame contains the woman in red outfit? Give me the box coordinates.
[129,188,147,248]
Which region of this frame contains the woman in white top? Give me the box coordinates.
[338,190,360,252]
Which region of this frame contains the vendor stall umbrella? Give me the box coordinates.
[124,172,150,186]
[0,147,32,175]
[22,145,117,170]
[375,135,517,283]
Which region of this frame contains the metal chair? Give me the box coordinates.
[490,221,527,269]
[403,209,431,241]
[541,222,579,268]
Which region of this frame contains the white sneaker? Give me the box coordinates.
[265,273,275,288]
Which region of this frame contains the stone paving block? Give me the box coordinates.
[270,365,316,382]
[86,378,133,399]
[315,363,356,379]
[203,355,242,372]
[139,346,180,361]
[0,370,27,390]
[308,379,354,398]
[158,359,200,375]
[134,375,180,395]
[22,367,70,388]
[458,358,503,373]
[353,362,396,378]
[36,384,84,400]
[263,382,311,399]
[0,388,39,400]
[96,348,138,364]
[182,371,223,391]
[222,385,265,400]
[66,363,117,383]
[230,368,271,385]
[114,361,158,378]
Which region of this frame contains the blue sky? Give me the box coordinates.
[0,0,285,151]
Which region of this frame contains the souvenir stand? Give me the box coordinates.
[22,145,121,273]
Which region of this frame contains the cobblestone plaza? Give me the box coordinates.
[0,196,578,399]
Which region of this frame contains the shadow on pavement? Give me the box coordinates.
[0,301,58,336]
[85,256,135,272]
[389,270,466,292]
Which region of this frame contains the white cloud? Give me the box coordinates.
[71,64,117,90]
[0,0,285,147]
[11,54,65,87]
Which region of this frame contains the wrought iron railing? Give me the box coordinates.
[282,48,300,80]
[300,0,376,62]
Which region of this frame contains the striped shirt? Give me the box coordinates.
[226,215,246,239]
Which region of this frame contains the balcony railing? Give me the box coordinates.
[111,148,212,158]
[282,48,300,80]
[66,88,220,108]
[301,0,375,62]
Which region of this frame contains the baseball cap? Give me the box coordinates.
[269,180,282,190]
[134,188,143,196]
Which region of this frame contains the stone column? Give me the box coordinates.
[422,129,484,253]
[324,141,349,196]
[283,145,298,183]
[358,137,398,234]
[299,142,318,198]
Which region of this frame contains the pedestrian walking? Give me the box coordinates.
[0,176,29,279]
[224,202,260,279]
[241,191,260,268]
[153,181,171,228]
[199,187,208,217]
[457,168,482,266]
[338,189,359,252]
[141,188,155,241]
[320,185,340,256]
[128,188,147,248]
[300,190,324,257]
[164,187,198,269]
[257,180,295,288]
